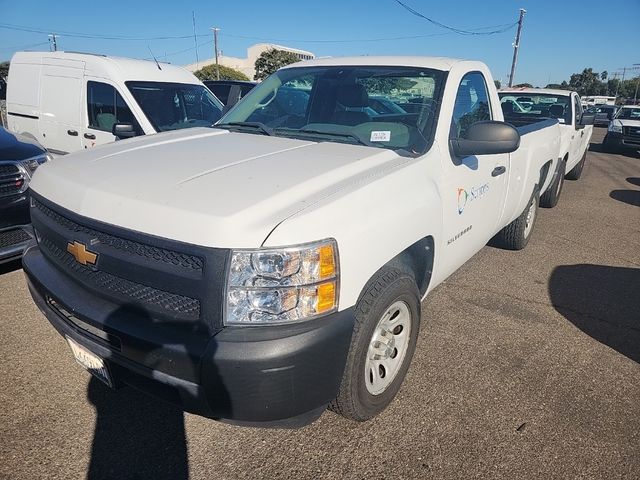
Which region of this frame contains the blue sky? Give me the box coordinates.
[1,0,639,86]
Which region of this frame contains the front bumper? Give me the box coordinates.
[605,132,640,150]
[23,245,355,427]
[0,224,33,264]
[0,193,33,263]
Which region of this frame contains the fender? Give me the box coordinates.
[263,157,444,310]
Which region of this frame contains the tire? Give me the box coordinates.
[490,188,539,251]
[565,151,587,180]
[329,267,420,421]
[603,136,618,154]
[540,159,565,208]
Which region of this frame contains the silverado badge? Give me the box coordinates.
[67,241,98,266]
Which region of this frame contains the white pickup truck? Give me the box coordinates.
[23,56,585,427]
[499,88,593,207]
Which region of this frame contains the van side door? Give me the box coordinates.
[39,61,84,155]
[440,72,509,270]
[82,80,142,149]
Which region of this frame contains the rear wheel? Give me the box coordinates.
[565,151,587,180]
[540,159,565,208]
[490,188,539,251]
[329,267,420,421]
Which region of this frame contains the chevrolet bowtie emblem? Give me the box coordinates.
[67,241,98,266]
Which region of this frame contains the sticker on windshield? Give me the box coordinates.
[370,131,391,142]
[558,118,565,124]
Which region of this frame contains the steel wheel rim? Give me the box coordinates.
[524,198,536,238]
[365,300,412,395]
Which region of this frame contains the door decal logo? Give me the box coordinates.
[457,184,489,214]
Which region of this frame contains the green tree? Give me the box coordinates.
[513,83,533,88]
[193,64,249,81]
[569,68,602,96]
[545,81,571,90]
[494,79,501,89]
[0,61,9,81]
[600,71,608,81]
[254,49,300,81]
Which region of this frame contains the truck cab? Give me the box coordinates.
[499,88,594,198]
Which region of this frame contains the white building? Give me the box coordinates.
[184,43,315,80]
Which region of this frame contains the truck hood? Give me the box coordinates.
[612,119,640,128]
[30,127,405,247]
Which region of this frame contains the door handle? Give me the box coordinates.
[491,166,506,177]
[84,133,96,140]
[67,129,78,136]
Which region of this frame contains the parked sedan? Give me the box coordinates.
[586,105,619,127]
[0,127,50,263]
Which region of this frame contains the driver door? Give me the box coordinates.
[440,72,509,269]
[82,79,141,149]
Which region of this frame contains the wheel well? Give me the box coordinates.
[538,159,553,189]
[385,236,434,296]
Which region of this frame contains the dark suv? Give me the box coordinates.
[586,105,619,127]
[203,80,257,106]
[0,127,49,263]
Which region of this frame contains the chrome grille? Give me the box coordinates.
[0,162,26,198]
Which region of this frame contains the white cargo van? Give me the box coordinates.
[6,52,223,155]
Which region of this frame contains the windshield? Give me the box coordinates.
[615,107,640,120]
[217,66,446,155]
[498,93,572,124]
[126,81,223,132]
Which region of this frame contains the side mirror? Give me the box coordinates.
[112,123,137,140]
[577,113,595,129]
[450,121,520,157]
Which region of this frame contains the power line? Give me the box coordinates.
[393,0,518,35]
[0,21,455,46]
[0,41,49,51]
[0,23,196,41]
[220,31,453,43]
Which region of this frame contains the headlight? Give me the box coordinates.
[226,239,339,325]
[20,153,51,176]
[608,123,622,133]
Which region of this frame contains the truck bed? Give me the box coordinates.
[504,113,560,129]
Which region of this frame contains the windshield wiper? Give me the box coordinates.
[274,127,371,147]
[214,121,273,136]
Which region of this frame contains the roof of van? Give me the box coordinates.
[10,51,201,85]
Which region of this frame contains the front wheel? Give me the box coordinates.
[329,267,420,421]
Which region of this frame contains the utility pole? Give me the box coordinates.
[192,11,199,70]
[632,64,640,104]
[508,8,526,87]
[212,27,220,80]
[48,33,58,52]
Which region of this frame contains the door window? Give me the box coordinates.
[87,81,138,133]
[573,95,582,125]
[450,72,492,139]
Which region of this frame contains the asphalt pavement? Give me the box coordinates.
[1,127,638,480]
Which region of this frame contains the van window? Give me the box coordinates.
[87,81,138,133]
[126,82,223,132]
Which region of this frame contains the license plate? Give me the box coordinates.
[66,336,113,388]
